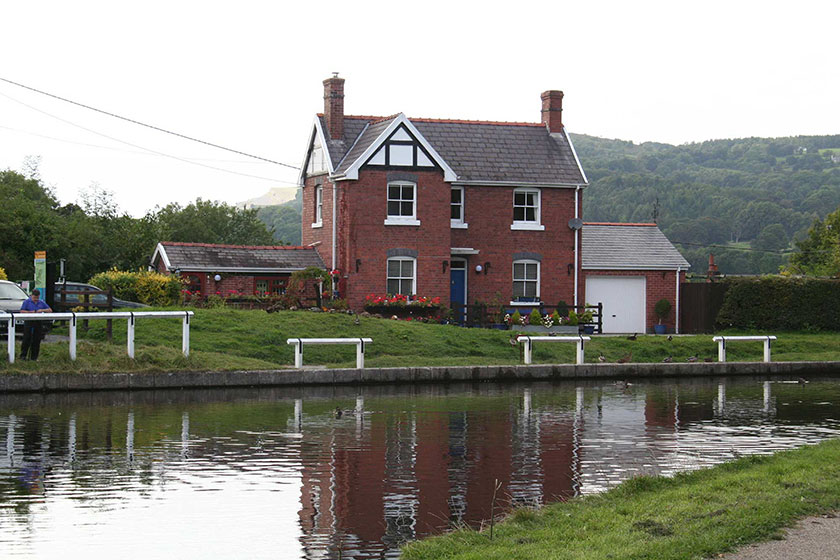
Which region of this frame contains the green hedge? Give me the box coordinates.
[717,276,840,331]
[88,269,183,306]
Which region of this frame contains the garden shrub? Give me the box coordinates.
[0,267,7,281]
[529,308,542,325]
[88,269,183,306]
[716,276,840,331]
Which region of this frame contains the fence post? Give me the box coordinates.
[718,337,726,362]
[523,336,533,365]
[127,313,135,359]
[69,313,77,361]
[106,288,113,342]
[6,315,14,364]
[597,303,603,334]
[356,338,365,369]
[294,339,303,368]
[576,335,585,365]
[763,337,772,363]
[182,313,191,357]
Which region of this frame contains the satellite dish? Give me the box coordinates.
[568,218,583,230]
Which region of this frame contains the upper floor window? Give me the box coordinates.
[313,185,323,227]
[367,126,436,168]
[385,181,420,226]
[387,257,415,296]
[511,188,544,232]
[451,186,467,228]
[512,260,540,303]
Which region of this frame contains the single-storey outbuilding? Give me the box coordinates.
[151,242,325,297]
[582,223,690,333]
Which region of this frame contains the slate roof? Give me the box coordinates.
[581,223,691,270]
[317,114,587,185]
[155,242,324,272]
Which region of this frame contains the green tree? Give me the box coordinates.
[752,224,789,252]
[785,207,840,276]
[150,198,275,246]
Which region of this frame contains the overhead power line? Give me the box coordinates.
[0,76,300,170]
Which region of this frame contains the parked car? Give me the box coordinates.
[54,282,147,309]
[0,280,30,335]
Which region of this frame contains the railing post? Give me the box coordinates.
[524,336,532,365]
[127,312,135,359]
[6,315,14,364]
[294,339,303,368]
[718,337,726,362]
[69,313,77,361]
[576,335,585,365]
[182,313,190,358]
[597,303,603,334]
[356,338,365,369]
[763,337,772,363]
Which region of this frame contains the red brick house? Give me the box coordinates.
[151,241,324,297]
[301,76,688,332]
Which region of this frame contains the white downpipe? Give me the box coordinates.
[331,183,337,272]
[675,266,681,334]
[574,186,580,307]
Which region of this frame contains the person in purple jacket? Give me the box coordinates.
[20,289,51,361]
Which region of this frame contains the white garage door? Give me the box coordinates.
[585,276,646,334]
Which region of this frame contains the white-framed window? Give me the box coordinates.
[511,188,544,231]
[387,257,416,296]
[512,260,540,303]
[451,186,467,228]
[385,181,420,226]
[312,185,323,227]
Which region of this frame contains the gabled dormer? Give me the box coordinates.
[364,124,437,168]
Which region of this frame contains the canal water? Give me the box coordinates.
[1,376,839,559]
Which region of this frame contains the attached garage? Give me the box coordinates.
[582,223,690,334]
[586,276,646,334]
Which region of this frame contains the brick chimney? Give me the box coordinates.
[323,74,345,139]
[540,90,564,133]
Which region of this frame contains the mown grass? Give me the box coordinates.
[401,438,840,560]
[2,308,840,373]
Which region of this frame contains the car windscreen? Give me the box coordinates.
[0,284,27,300]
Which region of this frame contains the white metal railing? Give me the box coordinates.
[2,311,194,364]
[286,338,373,369]
[516,335,591,365]
[712,335,777,363]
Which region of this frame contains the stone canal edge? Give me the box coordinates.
[1,361,839,393]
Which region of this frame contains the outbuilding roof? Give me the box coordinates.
[152,242,325,273]
[317,114,587,186]
[581,223,690,270]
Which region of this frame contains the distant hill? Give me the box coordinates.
[254,134,840,273]
[237,186,297,209]
[256,188,301,245]
[572,133,840,274]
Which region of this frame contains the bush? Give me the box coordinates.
[655,298,672,322]
[88,269,183,306]
[511,310,522,326]
[716,276,840,331]
[0,267,7,281]
[529,308,542,325]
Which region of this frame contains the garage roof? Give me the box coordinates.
[582,223,690,270]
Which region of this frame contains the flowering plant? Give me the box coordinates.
[541,314,554,328]
[364,294,441,308]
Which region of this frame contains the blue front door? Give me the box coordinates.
[450,260,466,324]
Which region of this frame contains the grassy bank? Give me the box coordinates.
[402,438,840,560]
[2,308,840,373]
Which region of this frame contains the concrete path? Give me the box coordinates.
[723,514,840,559]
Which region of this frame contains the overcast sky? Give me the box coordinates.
[2,1,838,217]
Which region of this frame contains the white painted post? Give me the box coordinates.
[127,313,135,359]
[69,314,77,361]
[294,340,303,368]
[6,317,14,364]
[718,383,726,413]
[355,338,365,368]
[523,336,533,365]
[763,337,772,363]
[576,335,585,365]
[293,399,302,432]
[182,313,190,357]
[763,381,771,413]
[718,337,726,362]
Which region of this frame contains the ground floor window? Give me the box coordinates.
[255,277,287,296]
[512,260,540,302]
[387,257,415,296]
[184,274,203,295]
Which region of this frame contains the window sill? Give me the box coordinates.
[510,223,545,231]
[450,221,469,229]
[384,218,421,226]
[509,301,543,306]
[311,222,323,229]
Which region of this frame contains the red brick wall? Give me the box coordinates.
[301,175,335,270]
[205,274,255,297]
[582,269,687,332]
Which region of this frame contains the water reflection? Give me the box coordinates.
[1,377,839,559]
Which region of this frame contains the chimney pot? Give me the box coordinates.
[541,90,564,133]
[323,75,345,140]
